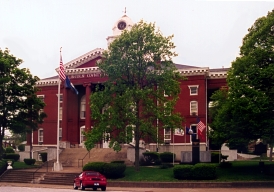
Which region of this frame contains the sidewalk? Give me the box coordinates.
[1,182,274,192]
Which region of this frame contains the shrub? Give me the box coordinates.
[142,152,160,165]
[24,158,36,165]
[159,152,175,163]
[18,144,25,152]
[5,147,15,153]
[111,160,124,164]
[39,152,47,162]
[83,162,106,174]
[173,165,193,179]
[211,152,220,163]
[191,163,217,180]
[4,153,20,161]
[103,163,126,178]
[219,161,232,168]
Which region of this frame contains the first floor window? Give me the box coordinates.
[190,125,197,141]
[164,128,171,143]
[80,96,86,119]
[59,107,62,120]
[59,128,62,141]
[190,101,198,115]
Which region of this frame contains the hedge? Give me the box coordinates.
[191,163,217,180]
[142,152,160,165]
[173,165,193,179]
[103,163,126,178]
[24,158,36,165]
[173,163,217,180]
[83,162,106,174]
[159,152,175,163]
[18,144,25,152]
[5,147,15,153]
[83,161,126,179]
[4,153,20,161]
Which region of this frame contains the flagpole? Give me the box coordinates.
[57,79,61,164]
[53,47,63,171]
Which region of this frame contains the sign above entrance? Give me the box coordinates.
[68,73,102,79]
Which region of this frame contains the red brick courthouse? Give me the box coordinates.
[26,14,228,162]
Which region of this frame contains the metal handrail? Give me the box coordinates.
[78,151,90,168]
[32,161,48,183]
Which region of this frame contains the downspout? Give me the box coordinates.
[206,72,208,151]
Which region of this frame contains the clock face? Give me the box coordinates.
[117,21,127,30]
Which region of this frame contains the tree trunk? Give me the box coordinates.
[0,126,5,156]
[134,100,141,171]
[134,136,140,171]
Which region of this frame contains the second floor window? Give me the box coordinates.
[188,85,199,95]
[190,101,198,115]
[38,128,43,143]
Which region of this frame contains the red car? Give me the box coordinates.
[73,171,107,191]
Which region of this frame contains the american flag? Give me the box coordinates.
[59,54,66,81]
[197,118,206,133]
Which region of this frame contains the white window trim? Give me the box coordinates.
[188,85,199,96]
[38,128,43,143]
[59,107,62,120]
[190,101,198,116]
[164,128,171,143]
[59,128,62,141]
[80,95,86,119]
[56,94,63,103]
[37,95,45,102]
[190,124,198,141]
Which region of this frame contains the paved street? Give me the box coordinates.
[1,183,274,192]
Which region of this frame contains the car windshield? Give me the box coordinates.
[85,172,99,176]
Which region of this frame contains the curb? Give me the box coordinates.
[108,181,274,188]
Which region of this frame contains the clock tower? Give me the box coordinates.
[106,14,134,47]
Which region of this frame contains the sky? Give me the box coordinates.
[0,0,274,79]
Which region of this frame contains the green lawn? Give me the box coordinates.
[110,161,274,182]
[12,161,40,169]
[11,160,274,182]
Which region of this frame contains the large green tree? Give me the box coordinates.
[210,10,274,158]
[84,20,183,171]
[0,48,46,155]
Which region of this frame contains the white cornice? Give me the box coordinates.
[177,67,209,76]
[208,72,227,79]
[65,67,101,75]
[36,79,58,87]
[36,67,228,87]
[55,48,104,73]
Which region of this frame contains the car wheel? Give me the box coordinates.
[80,182,85,190]
[93,188,97,191]
[101,187,106,191]
[73,182,78,190]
